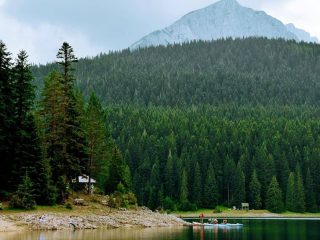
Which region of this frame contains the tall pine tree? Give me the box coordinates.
[266,176,284,213]
[11,51,42,187]
[286,172,295,211]
[203,162,219,208]
[233,162,246,207]
[84,92,109,193]
[305,168,317,212]
[106,147,131,193]
[0,41,14,193]
[294,164,306,213]
[249,169,262,209]
[53,42,88,188]
[192,161,202,207]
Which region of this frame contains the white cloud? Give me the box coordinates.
[0,0,319,64]
[263,0,320,39]
[0,10,101,64]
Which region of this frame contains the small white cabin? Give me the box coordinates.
[72,175,96,193]
[74,175,96,184]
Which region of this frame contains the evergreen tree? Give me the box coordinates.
[147,161,161,209]
[266,176,284,213]
[10,172,36,210]
[39,71,65,181]
[11,50,43,189]
[84,92,109,193]
[0,41,14,193]
[23,113,56,205]
[192,161,202,207]
[223,157,236,206]
[305,168,317,212]
[256,143,275,208]
[294,165,306,213]
[106,147,130,193]
[38,42,88,201]
[233,162,246,207]
[56,42,87,183]
[179,168,189,205]
[203,163,219,208]
[286,172,295,211]
[276,152,290,197]
[56,42,78,90]
[165,150,174,198]
[249,169,262,209]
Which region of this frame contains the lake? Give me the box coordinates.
[1,218,320,240]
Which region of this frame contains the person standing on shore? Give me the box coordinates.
[199,213,204,224]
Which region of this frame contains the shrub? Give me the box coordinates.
[179,201,197,211]
[116,182,126,194]
[108,191,137,209]
[108,196,121,209]
[213,206,223,213]
[65,203,73,210]
[126,192,137,205]
[9,173,36,210]
[163,197,177,212]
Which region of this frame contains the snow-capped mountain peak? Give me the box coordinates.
[130,0,318,49]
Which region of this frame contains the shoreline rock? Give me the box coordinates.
[0,208,189,232]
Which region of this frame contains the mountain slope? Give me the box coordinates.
[33,38,320,106]
[286,23,319,43]
[131,0,317,49]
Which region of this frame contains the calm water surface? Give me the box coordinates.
[1,219,320,240]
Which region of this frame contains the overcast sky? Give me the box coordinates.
[0,0,319,64]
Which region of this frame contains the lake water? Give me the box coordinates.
[1,218,320,240]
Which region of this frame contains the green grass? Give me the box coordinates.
[172,207,320,218]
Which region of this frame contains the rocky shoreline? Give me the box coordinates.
[0,208,189,232]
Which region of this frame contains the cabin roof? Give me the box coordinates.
[72,175,96,183]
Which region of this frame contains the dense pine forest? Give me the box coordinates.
[1,38,320,213]
[32,38,320,106]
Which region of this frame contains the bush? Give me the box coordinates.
[116,182,126,194]
[213,206,223,213]
[10,194,36,210]
[126,192,137,205]
[163,197,177,212]
[108,196,121,209]
[108,191,137,209]
[65,203,73,210]
[178,201,197,211]
[9,173,36,210]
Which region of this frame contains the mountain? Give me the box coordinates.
[286,23,319,43]
[130,0,318,49]
[33,38,320,106]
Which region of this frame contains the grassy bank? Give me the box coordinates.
[173,207,320,218]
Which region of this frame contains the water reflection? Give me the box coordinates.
[0,227,189,240]
[0,219,319,240]
[192,225,243,240]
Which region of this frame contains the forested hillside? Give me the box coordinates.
[3,38,320,213]
[33,38,320,106]
[105,105,320,212]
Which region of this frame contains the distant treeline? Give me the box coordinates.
[32,38,320,106]
[106,105,320,213]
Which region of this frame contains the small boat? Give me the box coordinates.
[193,222,243,227]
